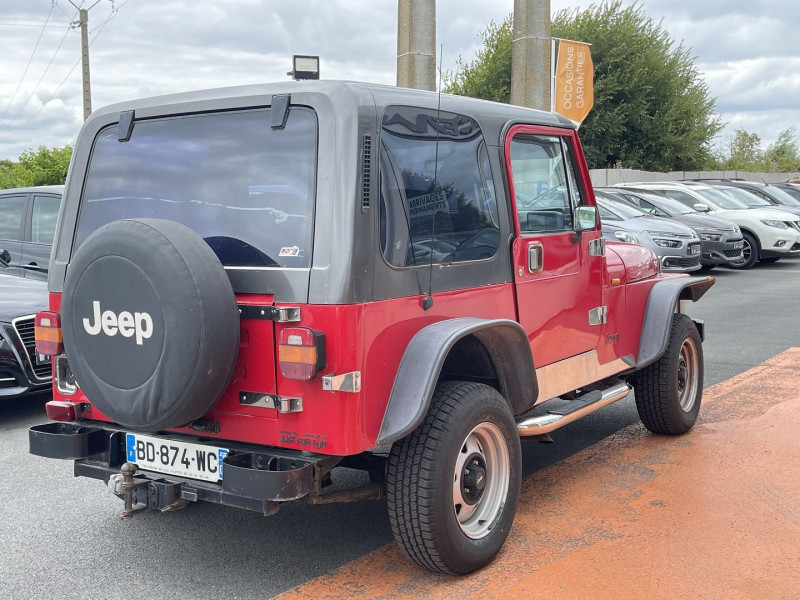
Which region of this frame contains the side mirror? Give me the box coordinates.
[693,203,710,213]
[575,206,598,231]
[0,249,11,266]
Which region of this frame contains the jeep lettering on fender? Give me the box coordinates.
[29,81,714,575]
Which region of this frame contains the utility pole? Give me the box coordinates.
[396,0,436,91]
[79,8,91,119]
[69,1,102,120]
[510,0,551,111]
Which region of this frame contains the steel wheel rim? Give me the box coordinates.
[452,421,510,539]
[677,336,700,411]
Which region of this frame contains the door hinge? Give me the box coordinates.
[588,237,606,256]
[588,306,607,325]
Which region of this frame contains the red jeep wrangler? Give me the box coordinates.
[30,81,713,574]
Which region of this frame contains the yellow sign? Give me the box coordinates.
[554,40,594,123]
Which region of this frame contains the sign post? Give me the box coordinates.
[552,38,594,124]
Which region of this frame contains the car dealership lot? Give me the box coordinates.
[2,259,799,599]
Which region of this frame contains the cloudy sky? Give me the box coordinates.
[0,0,798,161]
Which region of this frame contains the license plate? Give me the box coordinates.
[734,241,744,249]
[125,433,229,482]
[689,245,701,256]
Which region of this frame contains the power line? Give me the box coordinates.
[1,15,77,129]
[3,3,57,119]
[1,2,125,139]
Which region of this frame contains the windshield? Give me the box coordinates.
[765,185,800,206]
[691,186,749,210]
[628,191,695,215]
[714,186,768,207]
[595,194,648,219]
[77,107,318,268]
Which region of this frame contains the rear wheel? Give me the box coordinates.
[386,381,521,574]
[632,314,703,435]
[727,231,758,269]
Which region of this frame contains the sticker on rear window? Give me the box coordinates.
[279,245,300,257]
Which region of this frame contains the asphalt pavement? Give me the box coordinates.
[1,259,798,599]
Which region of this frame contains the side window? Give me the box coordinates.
[561,139,586,210]
[0,195,27,241]
[379,106,500,267]
[509,134,574,233]
[31,195,61,244]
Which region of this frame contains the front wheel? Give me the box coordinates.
[386,381,521,574]
[727,231,759,269]
[632,314,703,435]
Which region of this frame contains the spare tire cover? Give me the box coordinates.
[62,219,239,431]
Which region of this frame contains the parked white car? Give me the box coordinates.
[614,181,800,269]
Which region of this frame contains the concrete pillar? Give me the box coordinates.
[397,0,436,91]
[510,0,551,111]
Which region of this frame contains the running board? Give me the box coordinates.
[516,380,631,437]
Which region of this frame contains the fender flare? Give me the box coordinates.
[376,317,537,446]
[636,276,715,370]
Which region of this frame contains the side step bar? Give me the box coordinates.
[516,379,632,437]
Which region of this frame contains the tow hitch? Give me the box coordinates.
[108,462,188,518]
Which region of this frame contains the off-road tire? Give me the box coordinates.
[386,381,521,574]
[632,313,703,435]
[727,231,758,270]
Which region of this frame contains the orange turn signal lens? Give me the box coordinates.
[35,312,63,356]
[278,327,325,381]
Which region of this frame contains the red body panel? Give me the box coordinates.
[50,284,516,455]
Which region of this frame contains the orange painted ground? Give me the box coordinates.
[276,348,800,600]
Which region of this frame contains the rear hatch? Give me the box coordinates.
[58,104,318,432]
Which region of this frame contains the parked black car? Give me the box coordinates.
[0,185,63,274]
[0,253,51,399]
[598,187,744,268]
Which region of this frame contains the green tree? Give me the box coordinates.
[443,1,723,171]
[716,128,800,172]
[722,129,763,169]
[0,145,73,188]
[763,128,800,172]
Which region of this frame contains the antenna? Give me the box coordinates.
[422,44,444,312]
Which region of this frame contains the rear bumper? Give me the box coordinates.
[29,422,339,515]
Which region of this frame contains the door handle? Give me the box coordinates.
[527,243,543,273]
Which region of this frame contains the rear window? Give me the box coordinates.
[76,107,317,268]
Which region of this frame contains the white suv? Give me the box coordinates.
[615,181,800,269]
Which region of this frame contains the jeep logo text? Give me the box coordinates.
[82,300,153,345]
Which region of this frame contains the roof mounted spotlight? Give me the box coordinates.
[288,55,320,80]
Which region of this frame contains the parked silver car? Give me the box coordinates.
[595,190,702,272]
[598,187,743,268]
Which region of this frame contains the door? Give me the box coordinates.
[0,193,28,268]
[21,193,62,273]
[505,125,605,367]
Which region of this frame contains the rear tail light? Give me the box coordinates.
[278,327,325,380]
[35,312,63,356]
